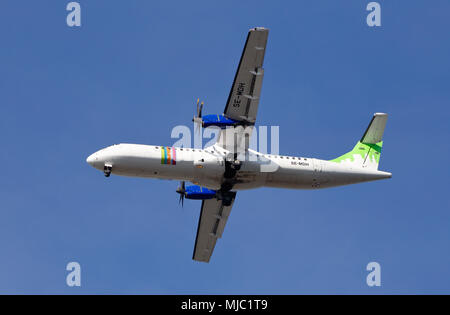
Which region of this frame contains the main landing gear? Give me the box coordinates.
[215,190,235,207]
[104,164,112,177]
[219,153,241,206]
[221,192,234,207]
[231,159,241,170]
[224,153,241,175]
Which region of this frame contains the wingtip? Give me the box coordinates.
[251,26,269,32]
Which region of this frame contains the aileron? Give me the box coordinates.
[224,28,269,124]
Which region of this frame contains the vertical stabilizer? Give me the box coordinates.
[331,113,388,170]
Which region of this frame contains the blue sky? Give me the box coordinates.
[0,1,449,294]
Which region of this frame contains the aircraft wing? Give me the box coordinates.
[223,27,269,124]
[216,28,269,152]
[192,193,237,263]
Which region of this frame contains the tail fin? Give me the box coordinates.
[331,113,388,170]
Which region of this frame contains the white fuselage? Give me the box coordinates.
[86,143,392,190]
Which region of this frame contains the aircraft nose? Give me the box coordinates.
[86,153,97,166]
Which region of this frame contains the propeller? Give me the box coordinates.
[193,98,204,134]
[176,181,186,207]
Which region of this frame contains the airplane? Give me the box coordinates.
[86,27,392,263]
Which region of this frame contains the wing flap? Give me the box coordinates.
[193,194,236,263]
[244,68,264,121]
[215,205,232,238]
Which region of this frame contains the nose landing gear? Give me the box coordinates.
[103,164,112,177]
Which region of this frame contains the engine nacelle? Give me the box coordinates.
[201,114,240,128]
[184,185,217,200]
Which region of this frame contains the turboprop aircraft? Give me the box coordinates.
[86,27,392,263]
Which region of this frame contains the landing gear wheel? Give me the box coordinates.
[104,164,112,177]
[231,160,241,171]
[223,196,232,207]
[220,192,233,206]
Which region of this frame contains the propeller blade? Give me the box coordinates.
[196,98,200,116]
[176,181,186,207]
[178,193,184,207]
[199,101,204,118]
[193,99,204,135]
